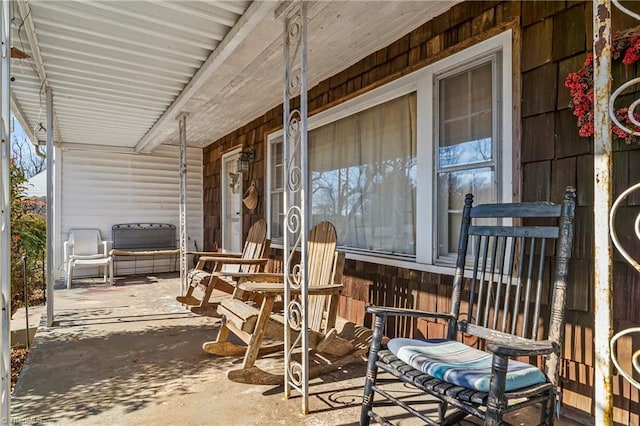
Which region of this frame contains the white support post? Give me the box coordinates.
[178,113,188,295]
[593,1,613,425]
[0,0,10,422]
[45,87,54,327]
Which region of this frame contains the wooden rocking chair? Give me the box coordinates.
[176,219,269,315]
[361,187,576,426]
[202,221,349,377]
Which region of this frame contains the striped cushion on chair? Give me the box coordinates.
[387,338,547,392]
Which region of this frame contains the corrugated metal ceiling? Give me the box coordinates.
[10,1,459,153]
[11,0,251,148]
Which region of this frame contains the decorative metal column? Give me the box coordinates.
[282,1,310,414]
[610,183,640,391]
[0,0,9,422]
[592,1,613,424]
[178,113,189,296]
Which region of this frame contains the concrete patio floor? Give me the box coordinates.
[10,273,585,425]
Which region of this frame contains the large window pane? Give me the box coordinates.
[438,61,493,168]
[272,142,283,190]
[471,63,492,113]
[270,191,284,240]
[269,138,284,239]
[442,72,468,119]
[436,58,498,261]
[309,93,417,255]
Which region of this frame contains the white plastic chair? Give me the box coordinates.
[64,229,113,289]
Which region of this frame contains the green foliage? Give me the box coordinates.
[9,159,46,313]
[10,159,26,216]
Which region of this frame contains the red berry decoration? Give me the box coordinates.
[565,29,640,144]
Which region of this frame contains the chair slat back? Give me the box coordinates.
[69,229,102,256]
[451,189,576,367]
[465,224,558,340]
[224,219,268,273]
[240,219,269,272]
[307,221,340,333]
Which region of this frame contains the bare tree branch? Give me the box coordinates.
[11,134,45,178]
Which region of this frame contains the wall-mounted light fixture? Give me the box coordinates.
[237,148,255,173]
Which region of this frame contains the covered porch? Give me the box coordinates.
[10,273,579,425]
[1,0,639,424]
[10,273,364,425]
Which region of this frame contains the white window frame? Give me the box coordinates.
[267,30,512,274]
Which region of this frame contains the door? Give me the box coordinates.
[222,149,243,253]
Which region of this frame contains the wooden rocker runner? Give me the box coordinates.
[202,221,353,381]
[176,219,269,315]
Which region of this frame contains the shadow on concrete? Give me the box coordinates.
[112,273,180,287]
[13,274,388,425]
[12,321,230,423]
[54,273,180,290]
[53,310,197,327]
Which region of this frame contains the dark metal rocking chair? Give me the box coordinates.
[361,187,576,425]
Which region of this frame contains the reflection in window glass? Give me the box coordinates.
[437,59,498,259]
[270,139,285,240]
[437,168,495,254]
[438,61,493,168]
[267,46,506,266]
[309,93,417,255]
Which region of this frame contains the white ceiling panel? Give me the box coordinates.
[10,0,459,152]
[11,0,251,146]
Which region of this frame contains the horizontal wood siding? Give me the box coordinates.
[61,145,203,276]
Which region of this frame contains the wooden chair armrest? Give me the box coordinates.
[238,281,285,294]
[195,254,253,271]
[238,282,342,295]
[188,250,222,256]
[306,284,343,295]
[486,339,558,357]
[197,254,244,262]
[218,272,284,282]
[211,258,269,266]
[366,305,455,321]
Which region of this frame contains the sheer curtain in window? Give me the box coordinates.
[309,93,417,255]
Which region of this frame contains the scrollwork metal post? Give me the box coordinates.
[610,183,640,392]
[282,1,310,414]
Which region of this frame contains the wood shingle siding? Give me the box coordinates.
[201,1,640,421]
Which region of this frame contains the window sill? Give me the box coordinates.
[269,242,458,276]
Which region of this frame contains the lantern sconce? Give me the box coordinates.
[237,148,255,173]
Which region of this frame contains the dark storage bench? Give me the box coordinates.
[110,223,179,275]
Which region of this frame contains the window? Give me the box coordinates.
[268,31,512,271]
[435,59,500,261]
[309,93,417,256]
[268,94,416,256]
[268,139,284,240]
